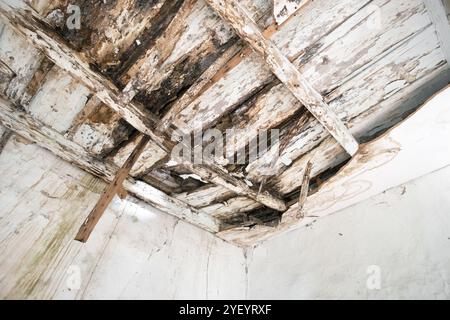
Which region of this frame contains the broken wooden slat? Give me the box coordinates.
[0,125,12,155]
[0,4,286,211]
[174,185,235,208]
[75,134,150,243]
[424,0,450,65]
[297,160,312,218]
[0,95,220,233]
[273,0,309,25]
[204,0,359,156]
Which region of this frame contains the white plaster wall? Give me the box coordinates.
[0,136,246,300]
[247,166,450,300]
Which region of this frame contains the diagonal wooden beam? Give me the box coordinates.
[75,135,150,243]
[204,0,359,156]
[0,4,286,212]
[0,95,220,233]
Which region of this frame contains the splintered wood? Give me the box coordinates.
[75,135,150,243]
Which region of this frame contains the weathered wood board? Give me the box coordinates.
[219,86,450,246]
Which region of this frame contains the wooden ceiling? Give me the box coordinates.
[0,0,449,244]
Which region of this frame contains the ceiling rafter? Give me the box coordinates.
[204,0,359,157]
[0,3,286,212]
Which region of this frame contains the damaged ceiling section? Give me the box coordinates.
[0,0,449,244]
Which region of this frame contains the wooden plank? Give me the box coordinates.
[0,4,286,211]
[0,95,220,233]
[75,135,150,243]
[424,0,450,65]
[157,0,307,133]
[174,185,234,208]
[70,0,170,71]
[182,162,286,211]
[219,85,450,246]
[204,0,359,156]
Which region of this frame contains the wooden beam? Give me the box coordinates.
[0,95,220,233]
[75,135,150,243]
[204,0,359,156]
[0,4,286,212]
